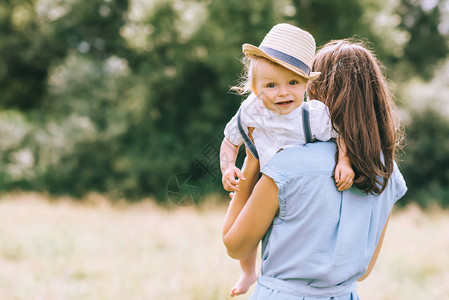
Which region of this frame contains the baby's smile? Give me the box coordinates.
[275,100,294,106]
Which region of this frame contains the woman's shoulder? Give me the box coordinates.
[391,161,407,200]
[262,142,336,178]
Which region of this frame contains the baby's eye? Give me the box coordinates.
[266,83,275,88]
[289,80,299,85]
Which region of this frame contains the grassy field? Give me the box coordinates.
[0,193,448,300]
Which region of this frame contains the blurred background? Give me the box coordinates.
[0,0,449,299]
[0,0,448,206]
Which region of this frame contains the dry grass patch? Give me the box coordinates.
[0,193,447,299]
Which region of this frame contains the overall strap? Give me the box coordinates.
[237,109,259,160]
[302,101,315,144]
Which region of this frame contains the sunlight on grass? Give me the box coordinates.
[0,193,447,299]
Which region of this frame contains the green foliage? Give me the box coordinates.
[396,0,449,79]
[0,0,448,204]
[288,0,370,45]
[0,0,129,110]
[399,108,449,208]
[0,0,56,109]
[0,110,34,188]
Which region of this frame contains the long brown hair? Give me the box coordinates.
[308,39,402,195]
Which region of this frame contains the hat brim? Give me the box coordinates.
[242,44,320,80]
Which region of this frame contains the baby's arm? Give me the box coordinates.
[335,137,355,191]
[220,137,246,191]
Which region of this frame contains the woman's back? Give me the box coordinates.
[254,142,407,298]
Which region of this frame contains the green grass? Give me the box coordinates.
[0,193,447,299]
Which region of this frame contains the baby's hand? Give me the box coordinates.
[222,166,246,192]
[335,161,355,191]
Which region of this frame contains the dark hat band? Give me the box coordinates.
[259,46,311,76]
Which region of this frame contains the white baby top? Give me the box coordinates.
[224,93,338,169]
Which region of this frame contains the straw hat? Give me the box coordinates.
[243,23,320,80]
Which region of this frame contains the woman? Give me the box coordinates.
[222,39,407,299]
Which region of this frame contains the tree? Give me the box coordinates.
[397,0,449,79]
[1,0,449,204]
[0,0,129,110]
[399,108,449,207]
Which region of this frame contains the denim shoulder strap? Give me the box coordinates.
[237,109,259,160]
[302,101,314,144]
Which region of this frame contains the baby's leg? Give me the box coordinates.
[229,149,260,297]
[230,247,258,297]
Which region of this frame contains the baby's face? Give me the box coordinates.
[253,59,307,115]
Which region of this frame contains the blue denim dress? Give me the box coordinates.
[249,142,407,300]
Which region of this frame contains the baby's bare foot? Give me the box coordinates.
[230,272,257,297]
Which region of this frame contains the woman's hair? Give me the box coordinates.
[308,39,403,195]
